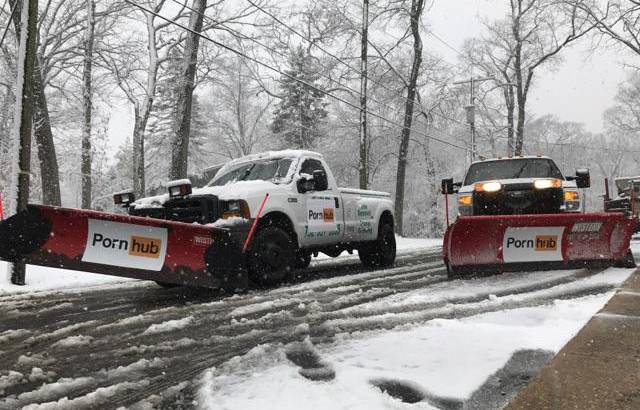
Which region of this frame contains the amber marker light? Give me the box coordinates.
[564,190,579,201]
[458,195,473,206]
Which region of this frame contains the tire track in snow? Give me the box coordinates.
[0,247,623,409]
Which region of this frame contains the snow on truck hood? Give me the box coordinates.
[459,178,577,193]
[132,180,281,209]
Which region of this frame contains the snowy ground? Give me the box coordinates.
[198,293,611,410]
[0,241,636,409]
[0,235,441,295]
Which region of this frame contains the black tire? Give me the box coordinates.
[614,249,637,269]
[155,281,180,289]
[295,251,312,269]
[247,226,296,286]
[359,223,396,268]
[445,259,459,280]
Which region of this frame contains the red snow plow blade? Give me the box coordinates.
[443,212,636,274]
[0,205,248,289]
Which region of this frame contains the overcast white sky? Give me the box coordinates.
[107,0,633,155]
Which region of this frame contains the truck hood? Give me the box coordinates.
[132,180,289,209]
[458,178,577,194]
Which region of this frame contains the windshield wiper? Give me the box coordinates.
[514,162,529,179]
[239,164,255,181]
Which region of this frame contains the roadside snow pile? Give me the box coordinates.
[0,262,135,294]
[142,316,195,335]
[198,293,613,409]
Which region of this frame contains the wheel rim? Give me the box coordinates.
[380,228,396,260]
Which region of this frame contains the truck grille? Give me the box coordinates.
[474,186,563,215]
[165,195,219,224]
[130,195,219,224]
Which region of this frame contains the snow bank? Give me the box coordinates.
[198,294,612,409]
[0,262,135,294]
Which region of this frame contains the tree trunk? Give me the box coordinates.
[132,108,145,197]
[170,0,207,180]
[505,85,515,155]
[8,0,37,284]
[81,0,95,209]
[394,0,424,235]
[9,0,61,206]
[515,91,526,155]
[358,0,369,189]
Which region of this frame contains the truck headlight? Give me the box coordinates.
[222,200,250,219]
[474,182,502,193]
[534,178,561,189]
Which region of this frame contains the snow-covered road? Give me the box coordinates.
[0,243,636,409]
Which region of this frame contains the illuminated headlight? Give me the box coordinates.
[534,178,561,189]
[474,181,502,193]
[222,200,250,219]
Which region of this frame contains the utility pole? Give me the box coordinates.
[453,76,492,163]
[8,0,38,285]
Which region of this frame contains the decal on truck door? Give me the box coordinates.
[306,197,340,238]
[82,219,168,271]
[502,227,564,263]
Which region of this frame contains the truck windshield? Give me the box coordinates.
[464,158,563,185]
[207,158,294,187]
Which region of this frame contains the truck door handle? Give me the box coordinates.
[334,197,340,208]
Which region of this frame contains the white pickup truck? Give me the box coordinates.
[127,150,396,285]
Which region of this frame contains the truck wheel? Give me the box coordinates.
[359,223,396,268]
[247,226,295,286]
[614,249,637,269]
[295,252,312,269]
[445,259,459,280]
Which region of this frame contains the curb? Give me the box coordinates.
[506,268,640,409]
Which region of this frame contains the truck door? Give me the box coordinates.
[296,158,344,246]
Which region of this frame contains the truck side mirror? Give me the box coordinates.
[313,170,328,191]
[441,178,456,195]
[575,169,590,189]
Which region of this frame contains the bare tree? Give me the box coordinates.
[8,0,61,206]
[461,20,516,155]
[508,0,594,155]
[573,0,640,58]
[394,0,425,235]
[358,0,369,189]
[103,1,186,197]
[209,55,272,159]
[170,0,207,180]
[81,0,95,208]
